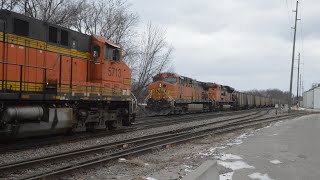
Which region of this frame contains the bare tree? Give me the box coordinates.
[245,89,290,102]
[15,0,85,27]
[132,23,173,101]
[74,0,138,42]
[73,0,139,64]
[0,0,20,10]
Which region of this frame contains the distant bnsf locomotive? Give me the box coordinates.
[146,73,279,115]
[0,10,134,138]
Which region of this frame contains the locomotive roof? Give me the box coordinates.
[0,9,90,38]
[93,35,120,49]
[155,72,234,91]
[0,10,121,52]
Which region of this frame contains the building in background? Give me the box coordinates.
[303,84,320,109]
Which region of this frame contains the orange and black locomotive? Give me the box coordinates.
[0,10,134,138]
[146,73,278,115]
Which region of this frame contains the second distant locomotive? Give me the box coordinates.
[146,73,279,115]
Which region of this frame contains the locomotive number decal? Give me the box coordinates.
[108,67,121,77]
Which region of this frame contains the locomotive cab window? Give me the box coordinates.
[163,77,177,84]
[49,26,58,43]
[104,44,120,61]
[13,18,29,37]
[104,44,109,60]
[60,29,69,46]
[93,45,100,58]
[113,49,120,61]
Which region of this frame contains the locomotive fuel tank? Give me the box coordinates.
[1,107,74,138]
[3,106,44,123]
[188,104,204,112]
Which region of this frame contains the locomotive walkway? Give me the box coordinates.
[210,113,320,180]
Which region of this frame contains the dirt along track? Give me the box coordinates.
[0,109,311,180]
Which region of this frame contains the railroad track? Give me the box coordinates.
[0,108,268,153]
[133,108,269,129]
[135,108,269,123]
[0,110,309,180]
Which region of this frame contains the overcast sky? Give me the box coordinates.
[130,0,319,92]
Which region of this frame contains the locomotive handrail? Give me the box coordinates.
[0,61,53,70]
[164,91,175,106]
[144,90,153,103]
[130,92,138,113]
[0,62,50,98]
[144,89,175,106]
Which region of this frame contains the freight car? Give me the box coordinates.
[146,73,279,115]
[0,10,134,138]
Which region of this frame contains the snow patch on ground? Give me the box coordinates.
[118,158,126,163]
[226,139,243,146]
[198,146,226,157]
[145,177,157,180]
[219,171,234,180]
[217,160,255,170]
[226,132,254,146]
[211,146,227,151]
[270,159,282,164]
[184,165,192,172]
[274,121,284,127]
[248,172,274,180]
[216,153,243,161]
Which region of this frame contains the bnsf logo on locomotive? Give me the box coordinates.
[155,88,167,94]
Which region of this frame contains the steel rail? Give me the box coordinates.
[0,110,267,173]
[0,108,267,153]
[19,112,307,180]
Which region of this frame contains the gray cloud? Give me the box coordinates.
[130,0,319,91]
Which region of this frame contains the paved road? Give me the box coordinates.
[217,114,320,180]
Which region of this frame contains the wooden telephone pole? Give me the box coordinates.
[296,53,300,104]
[289,1,300,113]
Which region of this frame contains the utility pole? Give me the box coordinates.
[296,53,300,104]
[289,1,300,113]
[299,74,302,96]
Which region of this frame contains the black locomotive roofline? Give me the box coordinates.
[0,9,91,53]
[154,72,236,92]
